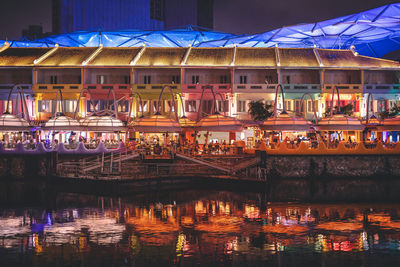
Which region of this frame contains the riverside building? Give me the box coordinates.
[0,43,399,143]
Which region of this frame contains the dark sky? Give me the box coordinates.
[0,0,398,40]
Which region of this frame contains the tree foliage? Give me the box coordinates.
[324,104,354,117]
[248,101,273,121]
[380,106,400,119]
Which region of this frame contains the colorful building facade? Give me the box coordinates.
[0,43,399,133]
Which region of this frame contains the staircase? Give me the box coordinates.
[57,150,139,178]
[176,153,261,176]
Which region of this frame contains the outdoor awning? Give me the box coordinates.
[317,114,364,131]
[0,113,31,132]
[130,115,181,132]
[179,116,196,128]
[196,114,242,132]
[362,115,381,129]
[81,115,126,132]
[260,112,313,132]
[43,115,81,131]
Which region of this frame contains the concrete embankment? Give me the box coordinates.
[0,153,56,179]
[259,153,400,201]
[263,154,400,178]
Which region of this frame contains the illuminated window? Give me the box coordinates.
[87,100,99,112]
[265,75,273,84]
[191,75,199,84]
[144,75,151,84]
[152,100,159,113]
[138,100,149,113]
[217,100,228,113]
[202,100,213,114]
[165,100,175,112]
[307,100,313,113]
[50,75,58,84]
[64,100,76,113]
[118,101,129,113]
[285,100,292,111]
[220,75,228,84]
[185,100,197,112]
[96,75,105,84]
[3,100,12,113]
[237,100,246,113]
[38,100,52,112]
[171,75,180,84]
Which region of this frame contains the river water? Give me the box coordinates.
[0,185,400,266]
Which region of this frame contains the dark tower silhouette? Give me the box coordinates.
[52,0,214,34]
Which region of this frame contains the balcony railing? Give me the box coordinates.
[363,84,400,92]
[133,84,180,91]
[282,84,321,91]
[33,84,82,92]
[182,84,230,93]
[86,84,130,92]
[323,84,362,92]
[233,84,277,92]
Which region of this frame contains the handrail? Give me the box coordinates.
[329,85,341,117]
[196,84,218,122]
[273,84,286,117]
[262,141,400,155]
[73,88,96,119]
[365,93,375,124]
[298,93,319,124]
[52,89,64,116]
[156,85,179,121]
[5,85,31,122]
[128,92,143,124]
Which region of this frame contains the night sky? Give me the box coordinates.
[0,0,397,40]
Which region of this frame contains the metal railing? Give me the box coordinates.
[233,84,277,92]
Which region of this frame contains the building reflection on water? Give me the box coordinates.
[1,191,400,265]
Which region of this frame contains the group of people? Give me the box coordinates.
[128,138,235,156]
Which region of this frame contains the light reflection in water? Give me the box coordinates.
[0,191,400,266]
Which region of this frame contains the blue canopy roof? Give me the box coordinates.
[1,5,400,58]
[0,40,51,48]
[197,3,400,58]
[33,27,236,48]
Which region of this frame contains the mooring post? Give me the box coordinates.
[118,152,122,173]
[110,152,114,174]
[101,153,105,173]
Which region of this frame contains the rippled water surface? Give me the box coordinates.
[1,186,400,266]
